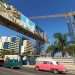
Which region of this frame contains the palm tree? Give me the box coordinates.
[66,44,75,57]
[53,33,67,56]
[46,45,54,53]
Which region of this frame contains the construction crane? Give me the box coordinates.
[30,12,75,19]
[30,11,75,42]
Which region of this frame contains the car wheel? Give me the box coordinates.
[35,66,39,71]
[59,71,66,74]
[53,70,58,74]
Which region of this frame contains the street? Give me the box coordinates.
[0,67,75,75]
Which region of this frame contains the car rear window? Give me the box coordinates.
[43,61,48,64]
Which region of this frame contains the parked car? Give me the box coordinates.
[4,55,22,68]
[35,57,66,73]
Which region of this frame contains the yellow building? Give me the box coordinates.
[21,40,34,55]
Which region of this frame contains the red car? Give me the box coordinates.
[35,60,66,73]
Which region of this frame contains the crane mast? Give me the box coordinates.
[66,16,75,42]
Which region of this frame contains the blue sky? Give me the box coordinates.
[0,0,75,44]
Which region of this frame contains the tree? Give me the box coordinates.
[46,45,54,53]
[66,44,75,56]
[53,33,67,54]
[0,49,10,58]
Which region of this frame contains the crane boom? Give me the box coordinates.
[30,11,75,19]
[30,11,75,42]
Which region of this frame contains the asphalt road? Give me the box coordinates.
[0,67,74,75]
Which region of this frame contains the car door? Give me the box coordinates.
[49,62,54,71]
[41,61,50,71]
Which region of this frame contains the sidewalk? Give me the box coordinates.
[22,65,35,69]
[65,64,75,70]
